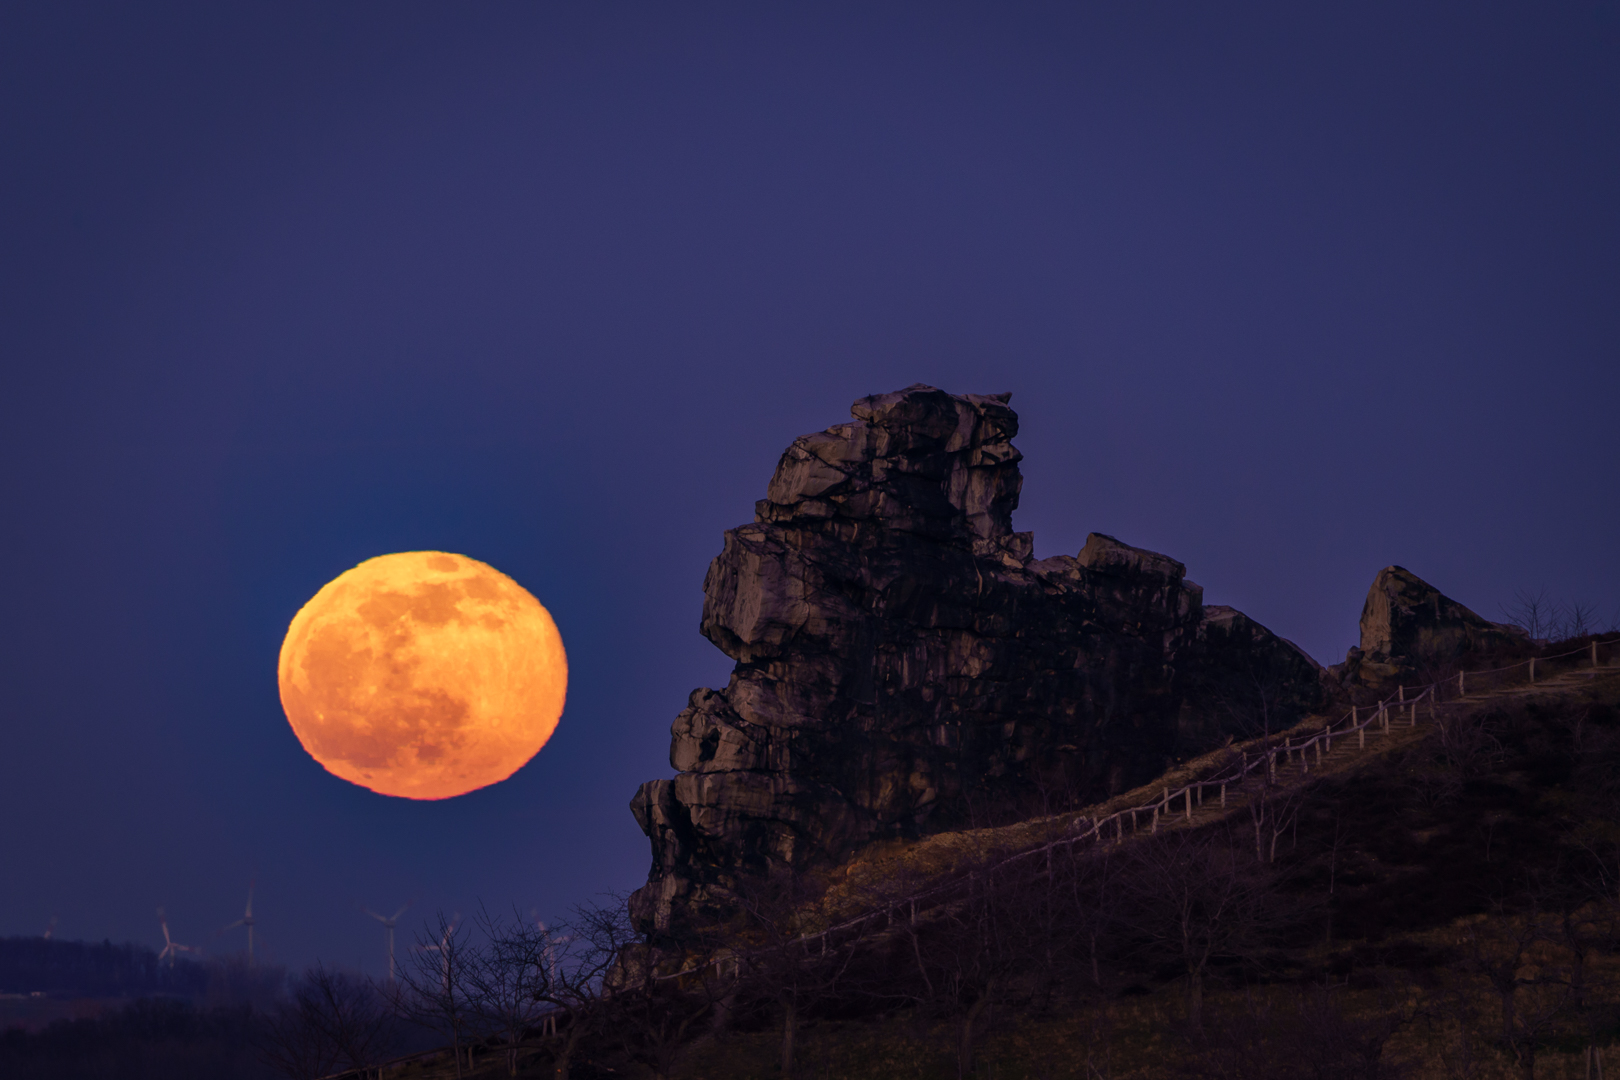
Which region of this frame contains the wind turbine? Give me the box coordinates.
[528,910,569,1038]
[221,879,257,964]
[156,908,198,967]
[530,910,569,987]
[362,901,412,981]
[415,914,461,994]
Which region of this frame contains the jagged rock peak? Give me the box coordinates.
[758,383,1022,548]
[629,385,1327,936]
[1362,565,1525,661]
[1333,565,1528,686]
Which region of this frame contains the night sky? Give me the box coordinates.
[3,3,1617,977]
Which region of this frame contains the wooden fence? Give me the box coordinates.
[658,634,1620,974]
[320,637,1619,1076]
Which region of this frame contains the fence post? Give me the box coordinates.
[1409,700,1416,725]
[1529,657,1536,683]
[1459,671,1466,695]
[1186,787,1193,821]
[1220,783,1227,808]
[1358,724,1365,750]
[1316,739,1322,765]
[1350,705,1357,726]
[1151,806,1159,834]
[1398,684,1404,704]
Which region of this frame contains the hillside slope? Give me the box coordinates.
[663,659,1620,1080]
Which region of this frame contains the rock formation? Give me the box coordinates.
[1333,565,1527,685]
[630,385,1326,934]
[1179,603,1331,742]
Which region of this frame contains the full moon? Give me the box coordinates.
[277,552,567,800]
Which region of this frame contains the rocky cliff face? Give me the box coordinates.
[1332,565,1527,686]
[1180,603,1330,742]
[630,385,1326,934]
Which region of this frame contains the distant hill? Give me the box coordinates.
[0,937,208,999]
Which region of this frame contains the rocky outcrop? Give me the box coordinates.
[1332,566,1527,686]
[630,385,1325,934]
[1178,605,1329,742]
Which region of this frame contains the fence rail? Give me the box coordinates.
[655,634,1620,980]
[322,637,1619,1075]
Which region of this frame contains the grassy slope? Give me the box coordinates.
[380,667,1620,1080]
[671,668,1620,1080]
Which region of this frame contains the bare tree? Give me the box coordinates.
[1503,589,1559,643]
[1084,846,1134,993]
[542,897,640,1080]
[1118,827,1296,1031]
[1031,838,1125,1001]
[1405,709,1504,810]
[599,913,731,1080]
[1499,589,1608,645]
[464,905,556,1077]
[259,964,395,1080]
[608,963,723,1080]
[1246,785,1306,865]
[260,995,341,1080]
[1214,666,1284,742]
[1548,902,1616,1053]
[388,911,479,1078]
[1455,906,1572,1080]
[728,863,863,1075]
[1562,600,1604,641]
[902,856,1034,1080]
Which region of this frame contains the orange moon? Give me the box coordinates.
[277,552,566,800]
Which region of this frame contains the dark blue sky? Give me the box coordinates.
[3,3,1616,975]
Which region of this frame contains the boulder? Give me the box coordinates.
[1333,566,1527,685]
[1178,605,1330,743]
[629,385,1326,934]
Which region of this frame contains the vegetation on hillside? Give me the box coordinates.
[9,636,1620,1080]
[0,936,212,999]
